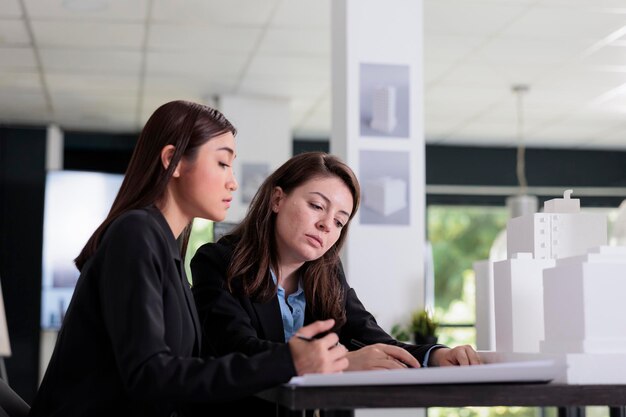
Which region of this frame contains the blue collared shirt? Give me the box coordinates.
[271,270,306,342]
[422,344,445,367]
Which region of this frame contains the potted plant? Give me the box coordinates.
[410,309,439,345]
[390,323,411,342]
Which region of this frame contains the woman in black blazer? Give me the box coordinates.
[29,102,347,417]
[191,152,481,413]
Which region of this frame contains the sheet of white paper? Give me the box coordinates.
[287,360,562,386]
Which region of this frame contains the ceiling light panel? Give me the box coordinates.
[151,0,275,25]
[0,0,22,18]
[24,0,147,21]
[0,47,37,70]
[32,21,144,48]
[149,23,261,54]
[271,0,329,28]
[41,49,141,74]
[0,19,30,45]
[424,0,528,37]
[146,51,248,77]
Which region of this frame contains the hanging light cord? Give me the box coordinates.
[513,84,529,195]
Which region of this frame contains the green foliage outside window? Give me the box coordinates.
[428,205,508,417]
[428,205,507,312]
[430,406,610,417]
[430,407,550,417]
[184,218,214,285]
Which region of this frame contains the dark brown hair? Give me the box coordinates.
[75,100,236,271]
[226,152,360,327]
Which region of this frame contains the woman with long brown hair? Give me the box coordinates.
[191,152,480,414]
[30,102,347,417]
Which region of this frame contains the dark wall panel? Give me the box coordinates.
[0,126,46,404]
[293,139,330,155]
[64,131,137,174]
[426,145,626,188]
[425,145,626,207]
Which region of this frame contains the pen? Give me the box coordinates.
[296,334,314,342]
[350,339,415,368]
[297,333,342,347]
[350,339,366,348]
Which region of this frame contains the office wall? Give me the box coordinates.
[0,126,46,403]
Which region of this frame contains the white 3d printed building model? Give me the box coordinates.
[362,176,407,216]
[482,190,626,383]
[369,86,397,133]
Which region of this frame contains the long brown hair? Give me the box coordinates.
[75,100,236,271]
[226,152,360,327]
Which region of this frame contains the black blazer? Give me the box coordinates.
[190,238,437,365]
[30,207,296,417]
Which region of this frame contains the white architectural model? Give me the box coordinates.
[362,176,407,216]
[483,190,626,383]
[474,195,538,351]
[506,190,606,260]
[493,253,555,353]
[473,260,495,350]
[542,245,626,354]
[369,86,397,133]
[494,190,606,353]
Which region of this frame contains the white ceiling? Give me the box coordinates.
[1,0,626,149]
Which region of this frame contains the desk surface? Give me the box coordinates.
[257,383,626,411]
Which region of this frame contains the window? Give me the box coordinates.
[427,205,507,347]
[184,219,214,285]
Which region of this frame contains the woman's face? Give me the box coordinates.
[272,176,353,266]
[175,132,237,222]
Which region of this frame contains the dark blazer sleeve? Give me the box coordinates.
[335,263,440,366]
[191,241,284,356]
[99,215,295,403]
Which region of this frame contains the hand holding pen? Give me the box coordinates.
[346,339,420,371]
[288,319,348,375]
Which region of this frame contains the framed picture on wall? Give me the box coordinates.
[359,150,410,225]
[359,63,410,139]
[241,162,270,204]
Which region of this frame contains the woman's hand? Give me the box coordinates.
[428,345,482,366]
[288,319,348,375]
[346,343,419,371]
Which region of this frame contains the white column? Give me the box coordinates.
[40,123,64,383]
[46,124,63,171]
[331,0,426,333]
[331,0,425,330]
[218,95,291,223]
[332,4,426,415]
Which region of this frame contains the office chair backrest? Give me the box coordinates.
[0,378,29,417]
